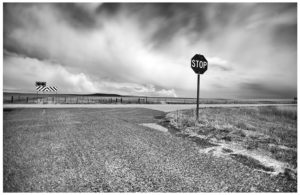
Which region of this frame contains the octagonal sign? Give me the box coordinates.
[191,54,208,74]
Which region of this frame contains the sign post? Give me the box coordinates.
[191,54,208,121]
[196,74,200,120]
[35,81,46,103]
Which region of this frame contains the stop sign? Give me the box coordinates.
[191,54,208,74]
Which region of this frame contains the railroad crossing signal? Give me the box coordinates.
[35,81,46,87]
[191,54,208,74]
[191,54,208,121]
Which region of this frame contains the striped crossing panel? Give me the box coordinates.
[36,86,58,92]
[36,86,45,91]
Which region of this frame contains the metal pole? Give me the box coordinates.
[196,74,200,121]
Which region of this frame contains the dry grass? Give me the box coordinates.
[166,106,297,169]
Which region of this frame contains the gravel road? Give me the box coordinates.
[3,107,296,192]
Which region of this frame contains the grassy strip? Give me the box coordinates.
[166,106,297,169]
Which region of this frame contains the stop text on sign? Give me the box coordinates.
[191,54,208,74]
[191,60,207,68]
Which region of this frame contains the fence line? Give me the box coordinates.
[3,94,297,105]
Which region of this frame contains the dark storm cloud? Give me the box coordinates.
[129,3,209,47]
[96,2,121,15]
[54,3,98,30]
[272,24,297,48]
[116,3,252,47]
[94,3,210,48]
[4,4,52,60]
[3,3,297,98]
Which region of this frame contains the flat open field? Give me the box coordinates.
[3,92,296,105]
[3,107,297,192]
[3,103,297,112]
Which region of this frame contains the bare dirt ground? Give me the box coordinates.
[3,107,296,192]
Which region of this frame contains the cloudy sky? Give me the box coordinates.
[3,3,297,98]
